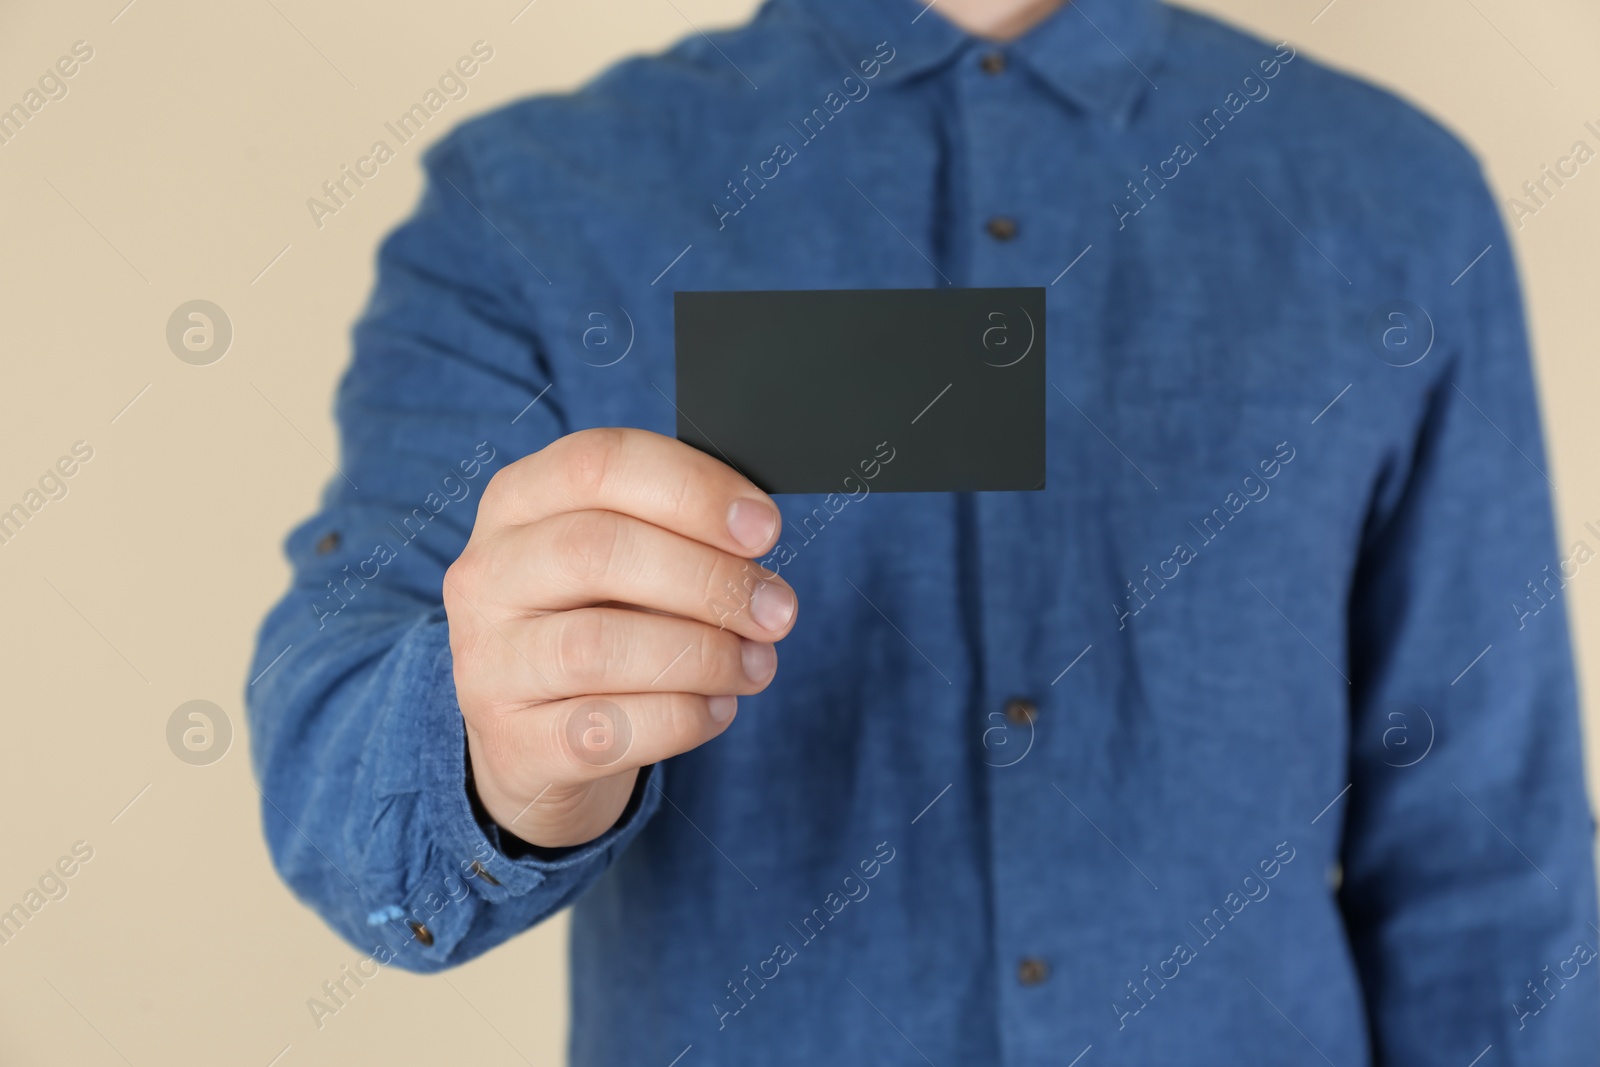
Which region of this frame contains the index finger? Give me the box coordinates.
[483,427,782,558]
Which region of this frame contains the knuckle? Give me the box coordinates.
[478,469,504,515]
[478,460,521,519]
[686,632,716,681]
[702,557,757,627]
[666,693,715,747]
[551,611,614,691]
[559,427,628,502]
[696,553,735,618]
[700,629,742,685]
[657,466,697,521]
[551,510,625,588]
[442,551,481,613]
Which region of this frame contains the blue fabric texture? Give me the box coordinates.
[246,0,1600,1061]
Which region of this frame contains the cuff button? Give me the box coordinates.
[408,920,435,947]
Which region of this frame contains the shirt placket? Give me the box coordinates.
[955,42,1111,1063]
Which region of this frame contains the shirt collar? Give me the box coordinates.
[793,0,1169,125]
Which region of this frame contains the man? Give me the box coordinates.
[247,0,1600,1061]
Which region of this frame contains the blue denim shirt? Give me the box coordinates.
[247,0,1600,1062]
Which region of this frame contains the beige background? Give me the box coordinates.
[1,0,1595,1063]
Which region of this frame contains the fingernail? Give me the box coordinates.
[727,499,778,552]
[751,581,796,632]
[740,639,777,682]
[708,695,738,723]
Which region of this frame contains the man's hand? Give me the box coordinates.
[443,428,795,849]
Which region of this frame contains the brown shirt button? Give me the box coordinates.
[1005,698,1037,725]
[470,860,501,887]
[314,530,341,555]
[1017,957,1049,985]
[985,216,1018,241]
[979,51,1007,75]
[408,920,434,946]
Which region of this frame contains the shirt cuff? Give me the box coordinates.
[388,610,663,964]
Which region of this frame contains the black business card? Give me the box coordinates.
[674,287,1045,494]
